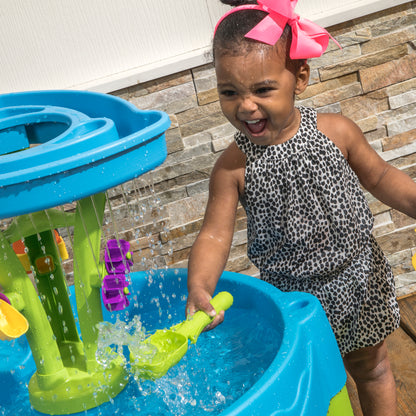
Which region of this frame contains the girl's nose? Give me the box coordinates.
[239,96,258,113]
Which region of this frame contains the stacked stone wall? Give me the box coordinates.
[112,2,416,298]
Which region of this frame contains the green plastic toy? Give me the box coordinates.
[130,291,233,380]
[0,195,128,415]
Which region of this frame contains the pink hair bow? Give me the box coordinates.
[214,0,341,59]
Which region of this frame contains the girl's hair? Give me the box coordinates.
[214,0,303,71]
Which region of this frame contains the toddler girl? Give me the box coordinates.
[186,1,415,414]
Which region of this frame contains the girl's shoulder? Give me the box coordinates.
[316,112,364,159]
[316,112,357,136]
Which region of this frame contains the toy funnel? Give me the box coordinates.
[130,291,233,380]
[0,90,170,414]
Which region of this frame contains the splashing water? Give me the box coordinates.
[95,316,150,368]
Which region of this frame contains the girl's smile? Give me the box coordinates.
[215,47,309,146]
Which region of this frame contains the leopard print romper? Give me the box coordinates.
[236,106,400,356]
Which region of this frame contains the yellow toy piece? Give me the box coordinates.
[0,299,29,341]
[54,230,69,260]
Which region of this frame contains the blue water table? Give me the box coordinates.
[0,90,353,415]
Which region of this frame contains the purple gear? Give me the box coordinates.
[102,239,133,311]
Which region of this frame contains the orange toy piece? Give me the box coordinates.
[12,230,69,274]
[12,240,31,273]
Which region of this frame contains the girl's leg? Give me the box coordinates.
[343,340,397,416]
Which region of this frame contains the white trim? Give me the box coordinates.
[72,47,213,93]
[298,0,411,28]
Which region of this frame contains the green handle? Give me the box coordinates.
[175,291,233,343]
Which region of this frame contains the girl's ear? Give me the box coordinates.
[294,61,310,95]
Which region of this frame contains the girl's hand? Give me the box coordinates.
[186,288,225,331]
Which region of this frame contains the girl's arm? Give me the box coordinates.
[319,113,416,218]
[186,142,245,328]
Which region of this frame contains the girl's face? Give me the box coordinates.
[215,46,309,146]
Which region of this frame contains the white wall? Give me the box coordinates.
[0,0,409,94]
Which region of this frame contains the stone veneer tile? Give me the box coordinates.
[376,225,416,256]
[388,248,414,272]
[165,128,184,154]
[396,272,416,291]
[394,264,416,282]
[386,110,416,137]
[136,153,219,185]
[186,179,209,196]
[308,68,320,85]
[193,74,217,94]
[153,171,209,195]
[163,142,213,165]
[232,229,248,246]
[397,281,416,299]
[165,194,209,228]
[360,53,416,93]
[389,89,416,109]
[138,70,192,95]
[340,92,389,122]
[157,187,188,207]
[209,123,236,140]
[336,28,372,48]
[356,116,378,133]
[320,44,408,81]
[164,219,203,242]
[309,44,361,70]
[385,77,416,98]
[365,127,387,144]
[225,255,252,273]
[382,128,416,152]
[315,103,341,113]
[368,9,416,38]
[161,231,198,255]
[197,89,219,106]
[373,211,392,229]
[299,73,358,100]
[361,27,416,55]
[131,81,197,112]
[176,101,221,125]
[391,210,416,229]
[389,157,416,181]
[298,83,362,108]
[212,135,234,153]
[182,131,212,148]
[344,3,413,34]
[192,63,215,79]
[180,112,228,137]
[380,141,416,162]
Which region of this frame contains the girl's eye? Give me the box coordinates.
[256,87,273,94]
[220,90,236,97]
